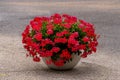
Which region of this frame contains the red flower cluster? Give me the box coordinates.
[22,13,99,66]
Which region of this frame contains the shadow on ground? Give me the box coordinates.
[33,62,110,79]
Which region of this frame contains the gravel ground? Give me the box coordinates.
[0,0,120,80]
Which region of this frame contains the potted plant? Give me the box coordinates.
[22,13,99,70]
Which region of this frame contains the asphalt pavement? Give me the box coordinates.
[0,0,120,80]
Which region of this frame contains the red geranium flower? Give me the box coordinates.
[60,49,71,59]
[30,21,42,31]
[56,32,63,37]
[53,18,62,24]
[33,56,40,62]
[82,37,90,42]
[52,13,61,19]
[54,37,67,44]
[22,13,99,67]
[22,25,30,39]
[81,52,88,58]
[34,33,42,41]
[63,23,71,29]
[46,24,54,30]
[54,59,64,67]
[40,51,53,57]
[47,29,53,35]
[46,59,52,65]
[51,47,60,53]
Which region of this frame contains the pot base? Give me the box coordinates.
[42,54,81,70]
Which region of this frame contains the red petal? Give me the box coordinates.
[33,56,40,62]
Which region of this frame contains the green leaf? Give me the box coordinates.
[79,32,86,38]
[53,24,64,33]
[51,53,60,61]
[47,34,55,41]
[65,34,70,38]
[41,22,47,38]
[29,30,36,37]
[32,38,37,42]
[44,44,53,50]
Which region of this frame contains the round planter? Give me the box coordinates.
[42,54,81,70]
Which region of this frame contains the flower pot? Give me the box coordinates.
[42,54,81,70]
[22,13,99,71]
